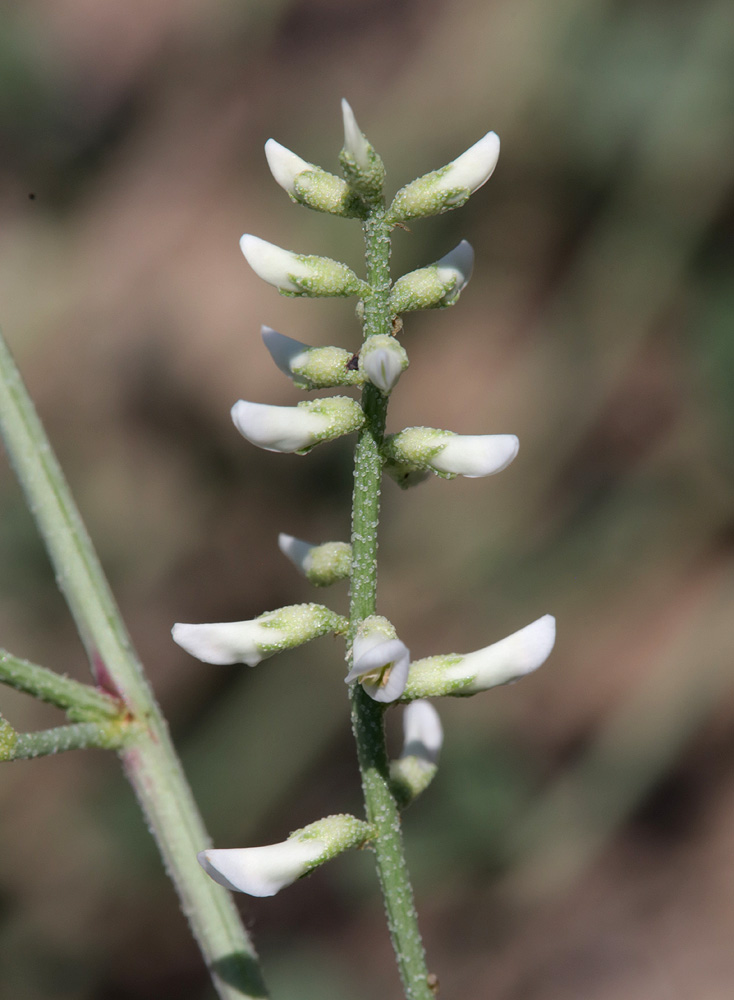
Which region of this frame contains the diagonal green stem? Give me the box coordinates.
[348,211,434,1000]
[0,328,267,1000]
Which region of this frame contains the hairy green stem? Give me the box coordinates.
[10,720,130,759]
[0,648,122,720]
[349,211,433,1000]
[0,329,267,1000]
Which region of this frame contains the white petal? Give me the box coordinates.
[363,347,403,393]
[443,131,500,194]
[435,239,474,294]
[198,839,325,897]
[240,234,309,293]
[432,434,519,478]
[346,637,411,703]
[261,326,310,377]
[278,532,314,575]
[457,615,556,691]
[264,139,311,195]
[401,700,443,763]
[231,400,329,453]
[341,98,371,169]
[171,620,281,666]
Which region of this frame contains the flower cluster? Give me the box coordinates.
[172,101,555,897]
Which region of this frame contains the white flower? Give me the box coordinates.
[171,619,285,666]
[240,234,363,297]
[401,700,443,764]
[388,132,500,222]
[388,240,474,313]
[384,426,519,480]
[341,98,371,170]
[434,240,474,300]
[198,839,326,897]
[345,616,411,703]
[438,131,500,197]
[403,615,556,698]
[172,604,347,666]
[360,334,408,394]
[278,533,351,586]
[264,139,313,195]
[431,433,519,478]
[231,397,363,454]
[261,326,360,389]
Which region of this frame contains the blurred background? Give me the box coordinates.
[1,0,734,997]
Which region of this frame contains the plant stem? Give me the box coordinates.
[10,720,129,759]
[0,329,267,1000]
[0,648,122,720]
[349,211,434,1000]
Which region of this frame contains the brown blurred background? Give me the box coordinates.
[1,0,734,997]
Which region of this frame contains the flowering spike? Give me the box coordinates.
[403,615,556,699]
[198,813,372,897]
[264,139,362,217]
[171,603,348,666]
[384,426,518,482]
[261,327,361,389]
[388,131,500,223]
[339,99,385,200]
[278,533,352,587]
[345,616,411,703]
[388,240,474,314]
[240,235,366,298]
[231,397,364,454]
[359,334,408,394]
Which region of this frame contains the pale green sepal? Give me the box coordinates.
[390,756,438,809]
[305,541,352,586]
[401,655,469,699]
[292,346,364,390]
[293,170,366,218]
[383,427,453,482]
[339,99,386,201]
[0,713,18,760]
[283,255,367,299]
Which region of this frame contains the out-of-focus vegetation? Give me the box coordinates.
[1,1,733,997]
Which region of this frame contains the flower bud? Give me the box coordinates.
[388,131,500,222]
[389,700,443,806]
[231,397,364,454]
[388,241,474,314]
[264,139,362,217]
[345,616,411,703]
[261,327,362,389]
[198,813,372,897]
[403,615,556,699]
[359,334,408,394]
[172,603,348,666]
[278,534,352,587]
[383,426,519,480]
[240,234,366,298]
[339,99,385,200]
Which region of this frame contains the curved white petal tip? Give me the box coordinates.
[264,138,310,194]
[278,532,314,573]
[231,399,327,453]
[261,326,309,376]
[450,131,501,193]
[402,700,443,763]
[341,98,370,168]
[433,433,519,478]
[198,839,325,897]
[463,614,556,690]
[172,621,267,666]
[436,239,475,289]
